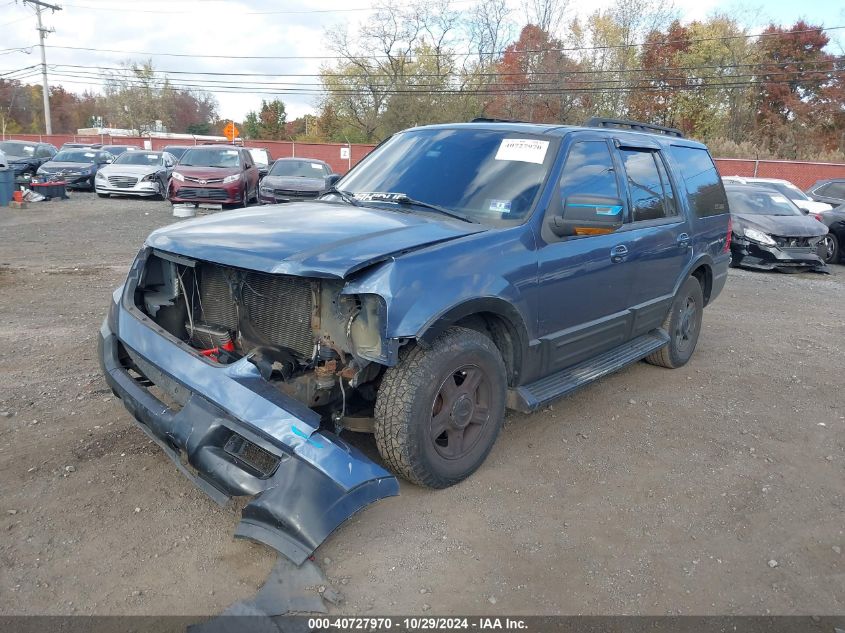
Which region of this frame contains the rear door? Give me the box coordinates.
[612,142,693,337]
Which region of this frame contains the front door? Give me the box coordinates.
[536,138,634,374]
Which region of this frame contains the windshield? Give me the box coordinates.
[52,150,98,163]
[0,142,35,158]
[270,160,328,178]
[164,146,188,159]
[337,128,556,225]
[771,182,811,202]
[116,152,161,166]
[726,188,804,216]
[180,147,240,168]
[248,148,271,166]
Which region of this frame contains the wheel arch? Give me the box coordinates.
[416,298,530,387]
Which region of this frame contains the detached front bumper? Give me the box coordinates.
[99,285,398,564]
[731,239,828,273]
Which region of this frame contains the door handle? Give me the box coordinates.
[677,233,691,249]
[610,244,628,263]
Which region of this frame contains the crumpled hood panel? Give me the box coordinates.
[147,201,485,278]
[734,213,828,238]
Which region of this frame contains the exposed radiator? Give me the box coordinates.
[197,264,315,358]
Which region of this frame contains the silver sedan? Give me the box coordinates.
[95,151,176,199]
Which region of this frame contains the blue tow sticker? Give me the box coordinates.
[489,199,512,213]
[292,424,324,448]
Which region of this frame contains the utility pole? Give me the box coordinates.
[23,0,62,135]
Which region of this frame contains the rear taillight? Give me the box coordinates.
[723,216,732,253]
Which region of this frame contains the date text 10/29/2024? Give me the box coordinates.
[308,617,529,631]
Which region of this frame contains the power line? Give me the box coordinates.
[44,25,845,61]
[59,0,477,14]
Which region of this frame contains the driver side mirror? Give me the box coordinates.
[326,173,341,187]
[549,194,624,237]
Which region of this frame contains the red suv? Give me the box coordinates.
[170,145,259,205]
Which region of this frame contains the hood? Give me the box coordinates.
[147,201,486,278]
[99,164,159,177]
[261,175,326,191]
[40,161,95,172]
[173,165,240,179]
[733,213,828,238]
[9,156,37,165]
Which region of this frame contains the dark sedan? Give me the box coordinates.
[258,158,337,204]
[101,144,139,157]
[0,140,57,184]
[36,148,114,190]
[809,204,845,265]
[806,178,845,207]
[726,184,828,273]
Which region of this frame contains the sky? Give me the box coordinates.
[1,0,842,129]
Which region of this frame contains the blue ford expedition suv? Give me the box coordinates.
[100,118,731,563]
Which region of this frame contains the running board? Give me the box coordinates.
[507,330,670,412]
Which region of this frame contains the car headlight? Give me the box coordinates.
[140,173,156,182]
[742,228,776,246]
[223,173,241,184]
[171,172,185,182]
[96,171,107,179]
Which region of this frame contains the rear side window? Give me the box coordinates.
[822,182,845,197]
[559,141,619,199]
[669,146,728,218]
[619,149,677,221]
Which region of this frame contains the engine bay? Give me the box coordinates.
[133,250,386,430]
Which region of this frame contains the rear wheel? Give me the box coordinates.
[818,233,839,264]
[374,326,506,488]
[646,276,704,369]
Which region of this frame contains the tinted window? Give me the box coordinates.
[270,160,330,178]
[823,182,845,198]
[52,150,99,163]
[36,146,53,158]
[340,129,556,226]
[559,141,619,199]
[669,146,728,218]
[164,146,188,159]
[0,142,35,157]
[619,149,676,221]
[180,148,241,168]
[116,152,162,166]
[725,187,803,216]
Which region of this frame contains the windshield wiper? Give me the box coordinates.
[391,194,477,223]
[321,186,363,206]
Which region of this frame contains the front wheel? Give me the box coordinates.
[374,326,506,488]
[646,275,704,369]
[818,233,839,264]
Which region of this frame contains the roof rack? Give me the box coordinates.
[470,117,529,124]
[584,117,684,138]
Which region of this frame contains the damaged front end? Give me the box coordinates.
[99,247,399,564]
[731,233,828,273]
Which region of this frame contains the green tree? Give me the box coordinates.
[258,99,287,139]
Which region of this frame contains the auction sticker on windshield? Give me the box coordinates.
[495,138,549,164]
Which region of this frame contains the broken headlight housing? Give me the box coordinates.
[742,228,776,246]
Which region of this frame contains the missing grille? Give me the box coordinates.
[223,434,281,478]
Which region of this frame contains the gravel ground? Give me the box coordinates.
[1,192,843,616]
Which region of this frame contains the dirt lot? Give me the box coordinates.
[1,192,843,617]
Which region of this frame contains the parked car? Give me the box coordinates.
[247,147,274,178]
[258,157,337,204]
[36,148,114,190]
[100,118,730,563]
[806,178,845,207]
[810,203,845,265]
[0,140,57,184]
[95,151,176,199]
[725,183,828,272]
[100,144,139,157]
[722,176,831,213]
[162,145,192,161]
[169,145,259,205]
